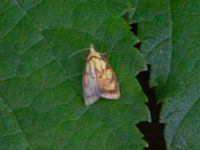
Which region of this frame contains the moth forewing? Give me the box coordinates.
[95,57,120,99]
[83,58,99,106]
[83,44,120,106]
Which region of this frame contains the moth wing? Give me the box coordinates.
[95,57,120,99]
[83,62,99,106]
[96,72,120,99]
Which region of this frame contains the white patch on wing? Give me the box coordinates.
[83,61,99,106]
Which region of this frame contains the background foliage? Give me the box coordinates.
[0,0,149,150]
[1,0,200,150]
[132,0,200,149]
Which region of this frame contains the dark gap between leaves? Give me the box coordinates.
[131,23,166,150]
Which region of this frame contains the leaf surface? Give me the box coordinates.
[0,0,149,149]
[134,0,200,149]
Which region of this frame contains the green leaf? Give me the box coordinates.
[134,0,200,149]
[132,0,172,87]
[0,0,150,149]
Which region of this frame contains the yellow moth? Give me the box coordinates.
[83,44,120,106]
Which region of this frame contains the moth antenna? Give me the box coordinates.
[68,47,90,59]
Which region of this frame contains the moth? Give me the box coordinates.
[83,44,120,106]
